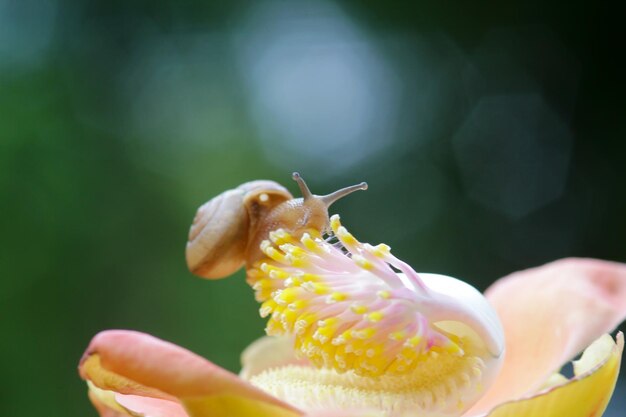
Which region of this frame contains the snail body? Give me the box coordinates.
[186,173,367,279]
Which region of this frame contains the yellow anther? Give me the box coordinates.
[280,244,306,257]
[353,255,373,270]
[280,308,299,329]
[367,311,384,322]
[302,282,330,295]
[329,292,348,302]
[330,214,341,232]
[260,300,276,317]
[337,227,358,245]
[350,304,369,314]
[288,300,307,311]
[255,289,273,300]
[268,268,290,280]
[294,313,317,335]
[318,317,339,327]
[284,276,302,287]
[377,290,391,299]
[389,330,407,341]
[334,330,353,345]
[301,233,325,254]
[287,255,309,268]
[370,243,391,257]
[336,344,355,368]
[301,273,320,282]
[407,336,422,347]
[264,246,288,263]
[253,279,275,290]
[269,229,295,245]
[276,287,300,304]
[265,320,282,334]
[316,324,339,343]
[353,328,376,339]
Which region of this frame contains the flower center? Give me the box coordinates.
[249,351,486,416]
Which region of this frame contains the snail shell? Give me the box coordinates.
[186,180,292,279]
[186,173,367,279]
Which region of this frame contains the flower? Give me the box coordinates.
[79,217,626,417]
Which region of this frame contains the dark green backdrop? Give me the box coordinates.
[1,1,625,416]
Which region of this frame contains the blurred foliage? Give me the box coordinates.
[1,1,625,416]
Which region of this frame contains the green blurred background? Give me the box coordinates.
[1,1,625,416]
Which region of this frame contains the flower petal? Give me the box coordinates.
[469,258,626,414]
[79,330,302,417]
[87,385,134,417]
[240,335,309,380]
[86,379,188,417]
[483,332,623,417]
[304,410,385,417]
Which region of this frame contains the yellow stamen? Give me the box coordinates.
[367,311,384,322]
[329,292,348,302]
[350,304,368,314]
[353,255,373,270]
[377,290,391,299]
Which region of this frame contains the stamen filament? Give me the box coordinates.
[247,216,464,377]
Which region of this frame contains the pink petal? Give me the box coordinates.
[80,330,302,416]
[116,394,188,417]
[467,258,626,415]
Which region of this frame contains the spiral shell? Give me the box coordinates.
[186,180,292,279]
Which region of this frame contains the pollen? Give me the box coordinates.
[328,292,348,302]
[371,243,391,257]
[353,255,374,270]
[246,216,471,378]
[250,353,487,416]
[367,311,384,322]
[350,304,368,314]
[377,290,391,299]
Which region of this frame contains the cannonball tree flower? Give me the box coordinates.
[79,219,626,417]
[79,175,626,417]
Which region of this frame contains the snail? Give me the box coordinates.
[186,172,368,279]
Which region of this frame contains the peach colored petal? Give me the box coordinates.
[80,330,302,417]
[304,410,385,417]
[483,332,623,417]
[87,380,189,417]
[116,394,188,417]
[240,336,309,380]
[468,258,626,414]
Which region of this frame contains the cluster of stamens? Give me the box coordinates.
[247,215,464,377]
